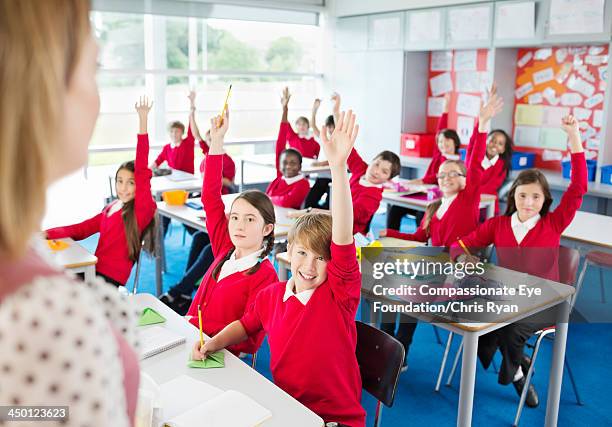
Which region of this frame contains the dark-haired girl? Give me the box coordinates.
[186,110,278,356]
[46,97,157,287]
[451,115,586,407]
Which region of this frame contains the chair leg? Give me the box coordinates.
[446,337,464,387]
[182,226,187,246]
[564,356,583,406]
[433,325,443,345]
[600,267,606,304]
[435,332,454,392]
[573,259,589,309]
[373,400,382,427]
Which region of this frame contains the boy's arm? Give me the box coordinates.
[188,91,203,142]
[193,320,249,360]
[311,98,321,138]
[331,92,341,123]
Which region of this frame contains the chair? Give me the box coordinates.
[356,321,405,427]
[575,250,612,305]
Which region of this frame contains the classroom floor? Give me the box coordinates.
[78,212,612,427]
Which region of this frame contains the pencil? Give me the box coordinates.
[219,84,232,124]
[457,238,472,257]
[197,304,205,348]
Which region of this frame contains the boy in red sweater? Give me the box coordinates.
[193,110,366,427]
[46,97,157,286]
[277,86,320,159]
[450,115,587,408]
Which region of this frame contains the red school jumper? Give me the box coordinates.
[422,112,454,184]
[385,125,487,246]
[186,154,278,355]
[199,141,236,195]
[240,241,366,427]
[349,148,383,235]
[280,121,321,159]
[46,134,156,285]
[451,152,588,281]
[266,122,311,209]
[155,122,196,174]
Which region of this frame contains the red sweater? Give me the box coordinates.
[266,122,311,209]
[281,121,321,159]
[349,148,383,235]
[451,152,587,281]
[199,141,236,195]
[186,154,278,355]
[240,242,365,427]
[155,123,195,174]
[46,134,156,285]
[422,113,453,184]
[386,125,486,246]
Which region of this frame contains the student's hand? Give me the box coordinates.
[561,115,580,136]
[379,229,388,237]
[192,340,216,361]
[320,110,359,169]
[209,109,229,154]
[478,89,503,129]
[188,90,196,110]
[456,254,481,264]
[135,96,153,134]
[312,98,321,112]
[281,87,291,108]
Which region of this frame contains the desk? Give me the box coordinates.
[240,154,331,191]
[562,210,612,249]
[151,171,202,200]
[155,195,297,295]
[42,237,97,282]
[131,293,324,427]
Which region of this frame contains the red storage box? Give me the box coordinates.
[400,133,435,157]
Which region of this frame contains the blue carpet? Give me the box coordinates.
[79,214,612,426]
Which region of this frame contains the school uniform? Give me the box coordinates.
[155,123,195,173]
[280,121,321,159]
[348,148,383,235]
[199,141,236,195]
[186,154,278,356]
[46,134,156,285]
[385,124,486,247]
[450,151,587,384]
[240,241,366,427]
[266,123,311,209]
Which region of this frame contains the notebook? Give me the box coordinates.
[139,326,186,360]
[160,375,271,427]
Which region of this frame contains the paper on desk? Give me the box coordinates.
[138,308,166,326]
[430,72,453,96]
[188,352,225,369]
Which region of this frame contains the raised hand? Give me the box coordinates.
[561,114,579,136]
[320,110,359,168]
[478,88,503,127]
[135,95,153,134]
[281,87,291,108]
[209,109,229,154]
[188,90,196,110]
[312,98,321,111]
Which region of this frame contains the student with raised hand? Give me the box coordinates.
[386,93,461,230]
[278,86,320,159]
[451,115,587,408]
[185,109,278,357]
[379,90,503,367]
[46,96,157,287]
[192,110,366,427]
[1,1,140,423]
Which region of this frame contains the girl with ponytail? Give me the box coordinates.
[186,109,278,356]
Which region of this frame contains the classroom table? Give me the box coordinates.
[131,293,324,427]
[239,153,331,191]
[150,170,202,200]
[42,237,98,282]
[562,210,612,249]
[154,194,297,295]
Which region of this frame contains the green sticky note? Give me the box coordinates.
[138,308,166,326]
[188,351,225,369]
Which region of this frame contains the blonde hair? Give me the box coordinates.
[288,213,333,260]
[0,0,91,258]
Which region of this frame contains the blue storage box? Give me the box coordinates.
[600,165,612,185]
[512,152,535,170]
[459,148,466,161]
[562,159,597,182]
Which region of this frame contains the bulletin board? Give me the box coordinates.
[512,45,608,170]
[426,49,492,146]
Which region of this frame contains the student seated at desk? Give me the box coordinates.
[450,115,587,408]
[387,93,461,230]
[277,86,320,159]
[193,110,366,427]
[46,97,157,287]
[185,109,278,356]
[378,90,503,368]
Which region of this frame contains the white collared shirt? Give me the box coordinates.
[282,278,315,306]
[107,200,123,216]
[282,173,305,185]
[511,212,541,244]
[436,193,458,219]
[359,176,383,189]
[445,153,460,161]
[481,154,499,170]
[217,247,264,281]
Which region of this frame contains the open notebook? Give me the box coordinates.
[140,326,186,360]
[160,375,271,427]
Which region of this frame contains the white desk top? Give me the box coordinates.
[132,294,323,427]
[563,210,612,249]
[157,194,296,238]
[242,154,331,175]
[42,237,97,269]
[151,172,202,197]
[382,190,496,210]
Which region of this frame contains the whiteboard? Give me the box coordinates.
[495,1,536,40]
[408,9,442,43]
[448,5,491,42]
[548,0,605,35]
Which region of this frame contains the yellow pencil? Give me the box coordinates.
[219,84,232,125]
[197,304,205,348]
[457,238,472,257]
